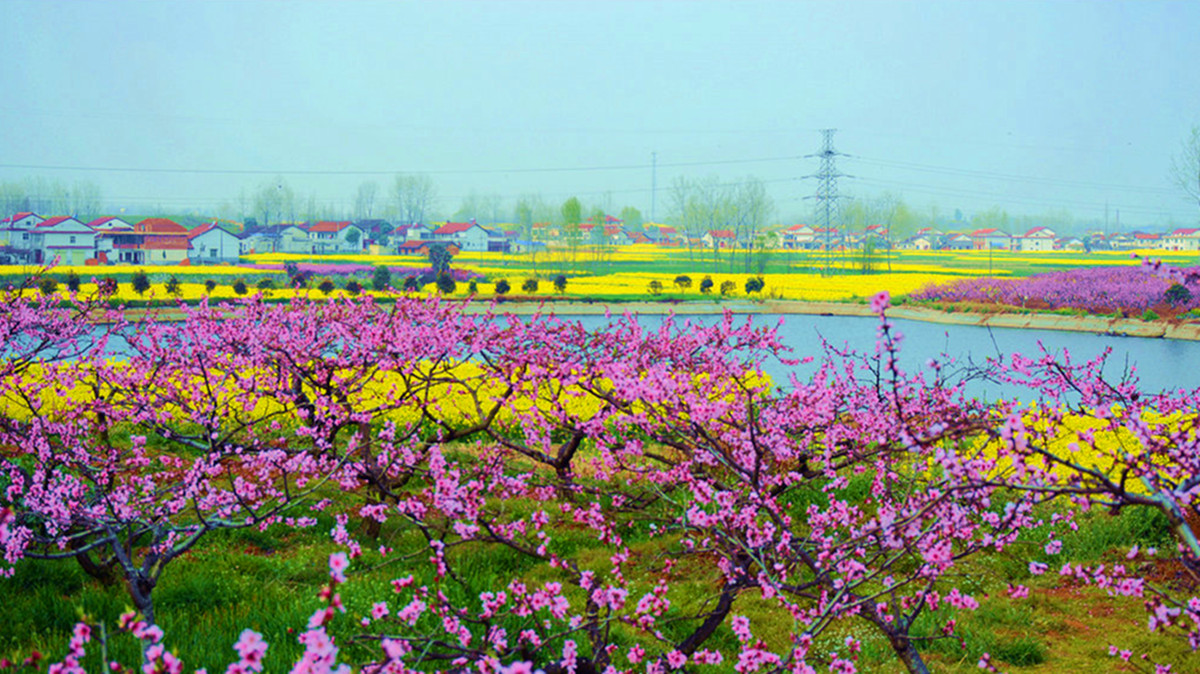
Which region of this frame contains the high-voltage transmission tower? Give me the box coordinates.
[804,129,849,276]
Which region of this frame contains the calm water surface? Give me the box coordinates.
[565,313,1200,399]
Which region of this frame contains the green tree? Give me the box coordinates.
[232,279,248,296]
[345,280,362,295]
[1165,283,1193,306]
[674,275,692,291]
[522,278,539,293]
[436,272,457,294]
[403,276,420,292]
[65,271,81,293]
[165,276,183,297]
[428,243,453,276]
[720,280,736,296]
[38,277,59,295]
[552,274,567,293]
[494,279,511,295]
[648,280,663,295]
[132,270,151,296]
[561,197,583,271]
[561,197,582,228]
[619,206,643,230]
[345,228,362,248]
[318,278,336,295]
[515,199,535,241]
[204,279,217,293]
[744,276,765,294]
[699,276,714,294]
[372,265,392,291]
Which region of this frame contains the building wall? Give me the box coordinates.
[454,227,489,252]
[1018,237,1055,252]
[189,230,241,261]
[144,247,188,264]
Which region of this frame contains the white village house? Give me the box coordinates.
[188,222,243,263]
[34,216,96,266]
[433,221,490,252]
[1014,226,1056,252]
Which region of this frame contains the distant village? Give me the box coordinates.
[1,210,1198,267]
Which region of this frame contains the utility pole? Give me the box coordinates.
[650,151,657,223]
[805,129,848,276]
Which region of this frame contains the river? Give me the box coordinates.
[564,312,1200,399]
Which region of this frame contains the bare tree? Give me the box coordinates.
[252,178,294,227]
[1172,125,1200,211]
[392,174,437,225]
[354,181,379,220]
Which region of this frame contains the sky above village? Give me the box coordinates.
[2,0,1198,227]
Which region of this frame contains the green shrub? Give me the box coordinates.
[165,276,183,297]
[699,276,714,294]
[318,278,336,295]
[372,265,392,291]
[65,271,81,293]
[494,279,510,295]
[345,280,362,295]
[436,272,457,294]
[132,270,151,296]
[522,278,538,293]
[1142,309,1160,321]
[232,279,248,295]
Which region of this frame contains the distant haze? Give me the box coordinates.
[2,0,1198,228]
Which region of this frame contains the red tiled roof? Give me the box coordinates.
[398,240,429,249]
[971,228,1008,236]
[37,216,75,228]
[11,212,36,221]
[1024,227,1054,237]
[708,230,735,238]
[87,216,127,228]
[1170,228,1200,236]
[309,221,352,234]
[187,222,234,240]
[786,224,812,231]
[135,218,187,234]
[1135,233,1160,240]
[434,222,477,235]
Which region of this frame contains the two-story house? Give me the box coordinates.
[34,216,96,265]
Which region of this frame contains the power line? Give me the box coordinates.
[853,177,1192,219]
[0,155,805,177]
[851,155,1178,195]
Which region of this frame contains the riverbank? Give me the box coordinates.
[108,297,1200,341]
[467,298,1200,341]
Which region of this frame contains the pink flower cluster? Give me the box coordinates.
[2,268,1199,673]
[912,263,1200,314]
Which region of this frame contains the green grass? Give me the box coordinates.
[0,475,1194,673]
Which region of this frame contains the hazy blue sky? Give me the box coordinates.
[2,0,1198,227]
